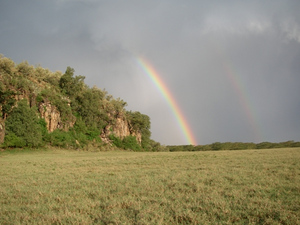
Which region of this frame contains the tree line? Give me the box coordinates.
[168,140,300,152]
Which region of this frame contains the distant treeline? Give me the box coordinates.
[168,140,300,151]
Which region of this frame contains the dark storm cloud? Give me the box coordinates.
[1,0,299,145]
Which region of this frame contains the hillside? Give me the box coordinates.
[0,55,166,151]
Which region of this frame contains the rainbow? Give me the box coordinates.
[136,57,197,145]
[223,62,262,142]
[211,42,263,142]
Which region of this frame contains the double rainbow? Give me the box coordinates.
[137,57,197,145]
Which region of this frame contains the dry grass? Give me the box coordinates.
[0,148,299,224]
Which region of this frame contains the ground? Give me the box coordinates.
[0,148,299,224]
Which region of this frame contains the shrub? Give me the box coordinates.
[149,139,169,152]
[5,99,43,147]
[48,130,75,148]
[86,127,101,142]
[38,118,48,141]
[109,134,123,148]
[109,134,141,151]
[3,133,26,148]
[122,135,141,151]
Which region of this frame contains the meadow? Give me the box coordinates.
[0,148,299,224]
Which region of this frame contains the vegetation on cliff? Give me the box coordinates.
[0,55,166,151]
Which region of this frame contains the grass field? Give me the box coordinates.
[0,148,299,224]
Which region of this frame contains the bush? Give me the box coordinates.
[109,134,141,151]
[149,139,169,152]
[109,134,123,148]
[38,118,49,141]
[72,131,88,146]
[86,127,101,142]
[5,100,43,147]
[3,133,26,148]
[126,111,151,149]
[122,136,141,151]
[48,130,75,148]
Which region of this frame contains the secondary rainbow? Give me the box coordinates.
[222,62,262,142]
[212,42,263,142]
[137,57,197,145]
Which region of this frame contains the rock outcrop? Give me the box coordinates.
[0,55,146,147]
[38,101,76,132]
[130,130,142,144]
[38,101,62,132]
[101,112,142,144]
[0,118,5,144]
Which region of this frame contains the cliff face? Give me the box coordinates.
[0,97,142,144]
[0,55,147,147]
[101,112,142,144]
[37,101,140,143]
[38,101,62,132]
[0,118,4,143]
[0,94,142,145]
[38,99,78,132]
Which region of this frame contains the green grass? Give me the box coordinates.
[0,148,299,224]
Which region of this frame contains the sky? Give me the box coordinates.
[1,0,299,145]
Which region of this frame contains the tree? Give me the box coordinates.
[5,99,43,147]
[75,88,107,130]
[122,135,141,151]
[16,61,34,77]
[59,67,85,98]
[0,55,15,77]
[0,85,16,119]
[126,111,151,149]
[211,142,222,150]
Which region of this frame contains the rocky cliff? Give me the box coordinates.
[37,100,141,144]
[101,112,142,144]
[0,118,4,143]
[0,94,142,145]
[38,101,63,132]
[38,101,77,132]
[0,55,148,148]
